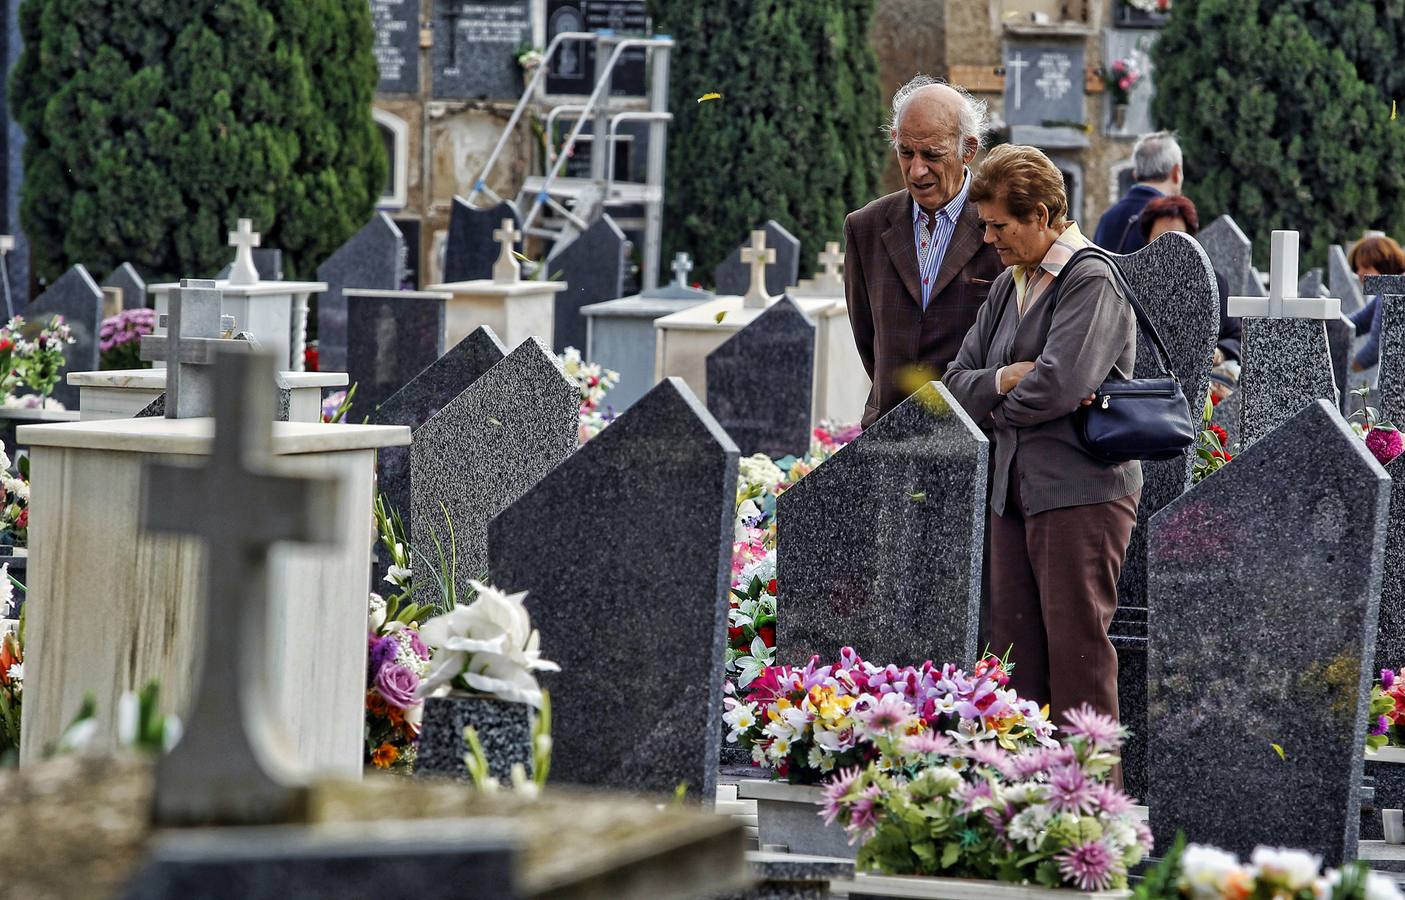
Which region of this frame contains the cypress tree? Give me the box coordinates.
[10,0,385,285]
[648,0,885,284]
[1151,0,1405,265]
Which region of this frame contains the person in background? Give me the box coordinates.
[1138,194,1242,398]
[1348,236,1405,373]
[1094,131,1183,255]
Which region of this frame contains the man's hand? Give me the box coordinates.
[999,361,1036,394]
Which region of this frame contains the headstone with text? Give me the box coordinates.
[371,0,421,93]
[1002,44,1086,127]
[432,0,533,100]
[545,0,647,96]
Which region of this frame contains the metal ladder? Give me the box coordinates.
[467,30,674,291]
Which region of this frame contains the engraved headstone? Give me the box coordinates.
[102,262,147,311]
[546,215,628,353]
[713,221,800,298]
[140,349,341,825]
[1147,399,1388,864]
[374,326,508,532]
[1001,44,1086,127]
[316,213,406,372]
[488,377,738,799]
[344,288,448,422]
[410,337,576,609]
[444,198,520,284]
[705,296,814,458]
[371,0,421,93]
[545,0,648,96]
[1366,275,1405,427]
[25,264,103,410]
[432,0,533,100]
[777,382,987,668]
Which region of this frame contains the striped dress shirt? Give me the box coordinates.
[913,170,972,309]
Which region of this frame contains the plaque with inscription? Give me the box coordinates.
[432,0,534,100]
[372,0,420,93]
[544,0,648,97]
[1001,44,1086,127]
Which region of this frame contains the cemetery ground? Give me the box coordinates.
[2,214,1405,900]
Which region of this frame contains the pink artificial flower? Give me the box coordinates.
[855,692,913,736]
[1366,426,1404,466]
[1057,839,1121,892]
[1047,764,1098,815]
[819,766,861,825]
[1119,76,1133,91]
[1061,704,1125,749]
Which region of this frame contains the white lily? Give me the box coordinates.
[417,580,559,708]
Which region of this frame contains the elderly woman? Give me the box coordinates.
[1347,235,1405,373]
[945,145,1140,730]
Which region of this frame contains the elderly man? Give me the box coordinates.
[1093,130,1183,254]
[844,76,1003,429]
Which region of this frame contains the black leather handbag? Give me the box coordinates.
[1048,246,1197,463]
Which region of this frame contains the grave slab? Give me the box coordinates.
[68,369,345,424]
[315,213,406,372]
[706,296,815,458]
[343,288,448,421]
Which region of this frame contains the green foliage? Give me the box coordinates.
[647,0,886,284]
[9,0,386,285]
[1267,0,1405,105]
[1152,0,1405,267]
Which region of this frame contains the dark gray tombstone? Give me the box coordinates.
[373,327,508,533]
[316,213,406,372]
[410,337,576,609]
[26,264,102,409]
[1327,314,1357,417]
[102,262,148,311]
[488,377,738,799]
[444,198,521,284]
[1209,387,1242,451]
[1198,216,1260,299]
[1366,275,1405,427]
[546,215,628,354]
[1376,454,1405,678]
[370,0,421,93]
[544,0,648,97]
[344,288,447,422]
[706,296,814,458]
[1329,244,1364,315]
[713,221,801,297]
[1239,318,1337,447]
[1001,44,1086,127]
[776,381,987,668]
[1147,399,1389,865]
[431,0,532,100]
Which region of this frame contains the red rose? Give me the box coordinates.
[758,624,776,647]
[766,578,777,595]
[1208,424,1228,448]
[304,346,320,372]
[728,625,744,645]
[0,339,12,352]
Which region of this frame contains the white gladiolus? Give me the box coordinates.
[417,580,559,708]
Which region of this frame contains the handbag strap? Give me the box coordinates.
[1047,245,1178,379]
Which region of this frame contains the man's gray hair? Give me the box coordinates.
[1132,131,1182,182]
[887,74,990,151]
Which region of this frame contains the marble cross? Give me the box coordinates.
[672,251,694,287]
[227,218,262,286]
[1006,52,1029,110]
[141,349,340,825]
[813,241,845,292]
[1228,230,1340,320]
[492,218,521,284]
[140,279,249,418]
[741,230,776,310]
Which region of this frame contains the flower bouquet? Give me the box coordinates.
[727,562,777,689]
[1369,668,1405,750]
[98,308,157,370]
[559,347,621,444]
[1134,835,1400,900]
[0,315,77,409]
[825,705,1148,891]
[0,442,29,546]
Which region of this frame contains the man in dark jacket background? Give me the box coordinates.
[1093,131,1184,254]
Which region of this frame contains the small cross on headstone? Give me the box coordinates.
[227,219,262,287]
[740,230,776,310]
[1006,52,1029,110]
[813,241,844,292]
[671,252,694,288]
[1228,231,1340,320]
[492,218,521,284]
[140,279,252,419]
[141,348,340,825]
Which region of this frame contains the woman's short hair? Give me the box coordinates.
[1139,195,1200,238]
[969,145,1067,226]
[1348,235,1405,276]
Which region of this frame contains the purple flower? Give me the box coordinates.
[369,634,398,672]
[819,766,861,825]
[375,662,420,709]
[407,629,429,660]
[1373,714,1392,737]
[1093,781,1135,814]
[1057,839,1121,891]
[1061,704,1125,749]
[1384,669,1397,690]
[1047,764,1097,814]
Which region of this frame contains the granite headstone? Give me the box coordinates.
[1198,216,1260,298]
[316,213,406,372]
[776,382,987,668]
[544,0,648,97]
[102,263,148,311]
[1237,318,1338,446]
[545,215,628,353]
[444,198,521,284]
[1376,453,1405,677]
[374,327,508,532]
[26,264,102,409]
[344,288,447,422]
[1365,275,1405,427]
[713,221,800,298]
[705,295,814,458]
[1147,399,1389,864]
[488,377,738,799]
[432,0,532,100]
[1299,269,1357,415]
[371,0,421,93]
[410,337,576,609]
[1329,244,1364,316]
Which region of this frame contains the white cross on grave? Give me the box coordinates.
[142,348,340,825]
[1227,230,1341,320]
[813,241,844,293]
[672,251,694,287]
[740,230,776,310]
[492,218,521,284]
[1006,52,1029,110]
[227,218,262,286]
[140,279,252,418]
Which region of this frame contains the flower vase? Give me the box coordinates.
[1111,103,1128,131]
[414,692,534,782]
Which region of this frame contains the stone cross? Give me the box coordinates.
[813,241,845,293]
[740,230,776,310]
[227,218,262,287]
[671,252,693,288]
[141,349,340,825]
[1227,231,1340,320]
[140,279,251,419]
[492,218,521,284]
[1006,52,1029,110]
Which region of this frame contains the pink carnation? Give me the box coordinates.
[1367,426,1404,466]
